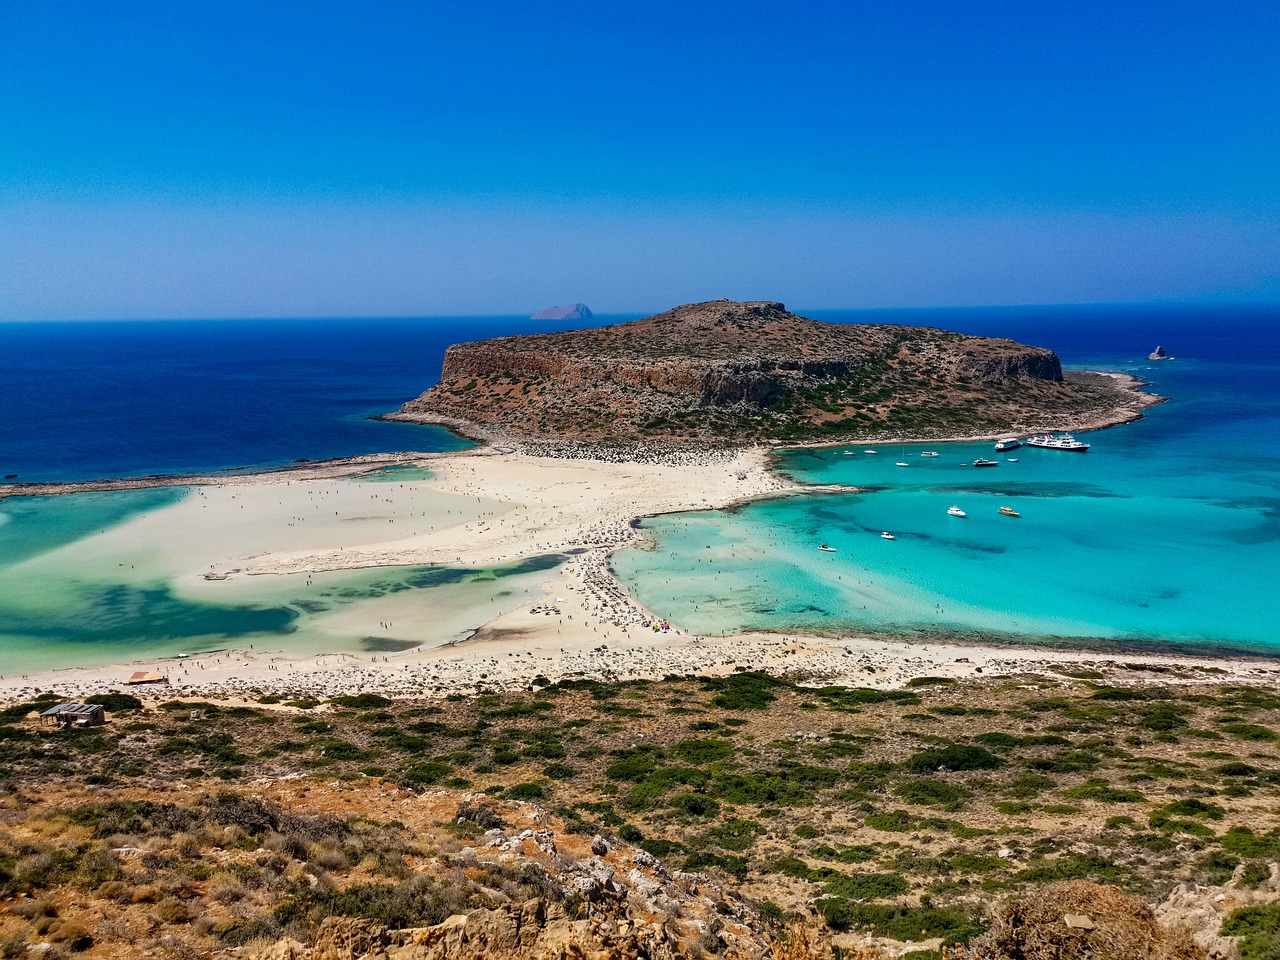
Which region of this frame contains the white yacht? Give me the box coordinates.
[880,532,896,540]
[920,451,939,457]
[896,461,909,467]
[1024,433,1090,452]
[995,438,1022,452]
[947,506,967,518]
[818,543,837,552]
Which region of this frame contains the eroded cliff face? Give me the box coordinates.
[392,299,1145,444]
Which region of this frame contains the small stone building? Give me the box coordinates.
[39,702,106,728]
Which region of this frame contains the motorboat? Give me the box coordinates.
[864,449,877,454]
[1024,433,1090,452]
[921,451,939,457]
[896,461,909,467]
[998,506,1021,518]
[947,506,967,518]
[995,438,1022,452]
[880,532,896,540]
[818,543,837,552]
[1006,458,1019,462]
[972,458,1000,468]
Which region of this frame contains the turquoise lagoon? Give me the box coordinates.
[613,311,1280,655]
[0,488,564,674]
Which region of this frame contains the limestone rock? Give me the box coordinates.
[392,299,1152,446]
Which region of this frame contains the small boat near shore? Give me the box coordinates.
[921,451,939,457]
[998,506,1021,518]
[864,449,878,454]
[973,458,999,468]
[880,532,896,540]
[818,543,837,552]
[1025,432,1091,452]
[947,506,967,518]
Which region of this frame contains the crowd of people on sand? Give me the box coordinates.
[511,439,746,466]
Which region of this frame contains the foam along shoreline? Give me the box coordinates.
[1,436,1276,703]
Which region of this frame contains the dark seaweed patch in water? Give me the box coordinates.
[1214,498,1280,545]
[4,582,297,645]
[344,553,567,598]
[359,636,420,652]
[928,482,1125,499]
[292,599,331,614]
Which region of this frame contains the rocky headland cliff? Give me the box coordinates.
[390,300,1159,445]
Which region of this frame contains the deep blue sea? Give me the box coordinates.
[2,304,1279,667]
[0,314,609,483]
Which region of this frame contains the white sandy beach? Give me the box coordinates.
[2,445,1277,702]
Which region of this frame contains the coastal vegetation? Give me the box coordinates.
[2,671,1277,956]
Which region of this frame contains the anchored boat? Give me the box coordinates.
[1025,432,1090,452]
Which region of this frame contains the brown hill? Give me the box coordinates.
[391,300,1157,444]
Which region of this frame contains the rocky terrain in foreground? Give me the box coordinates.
[3,670,1279,958]
[389,300,1160,445]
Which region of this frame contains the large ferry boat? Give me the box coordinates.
[1024,432,1091,452]
[994,438,1021,452]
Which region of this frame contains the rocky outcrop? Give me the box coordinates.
[971,881,1207,960]
[1149,345,1170,360]
[531,303,593,321]
[392,299,1155,445]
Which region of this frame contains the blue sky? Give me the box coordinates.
[2,0,1277,319]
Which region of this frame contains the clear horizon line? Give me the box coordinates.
[3,298,1279,324]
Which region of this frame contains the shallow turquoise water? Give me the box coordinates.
[0,488,564,672]
[613,316,1280,655]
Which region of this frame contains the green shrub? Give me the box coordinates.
[1060,779,1145,803]
[1221,901,1280,960]
[1221,828,1280,857]
[1220,722,1278,742]
[773,857,812,879]
[703,818,764,852]
[818,901,984,942]
[905,744,1002,773]
[605,750,661,781]
[707,672,789,711]
[669,793,720,818]
[672,738,733,764]
[683,852,747,878]
[1139,703,1192,731]
[505,782,545,801]
[328,694,393,709]
[893,779,969,808]
[84,693,143,712]
[822,872,908,900]
[398,762,452,787]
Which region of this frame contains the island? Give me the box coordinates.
[1149,344,1170,360]
[388,299,1161,445]
[530,302,593,321]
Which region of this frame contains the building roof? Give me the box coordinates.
[39,702,104,717]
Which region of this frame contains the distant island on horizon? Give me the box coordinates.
[530,302,593,321]
[389,299,1161,447]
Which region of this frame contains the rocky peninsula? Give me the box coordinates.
[387,299,1161,445]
